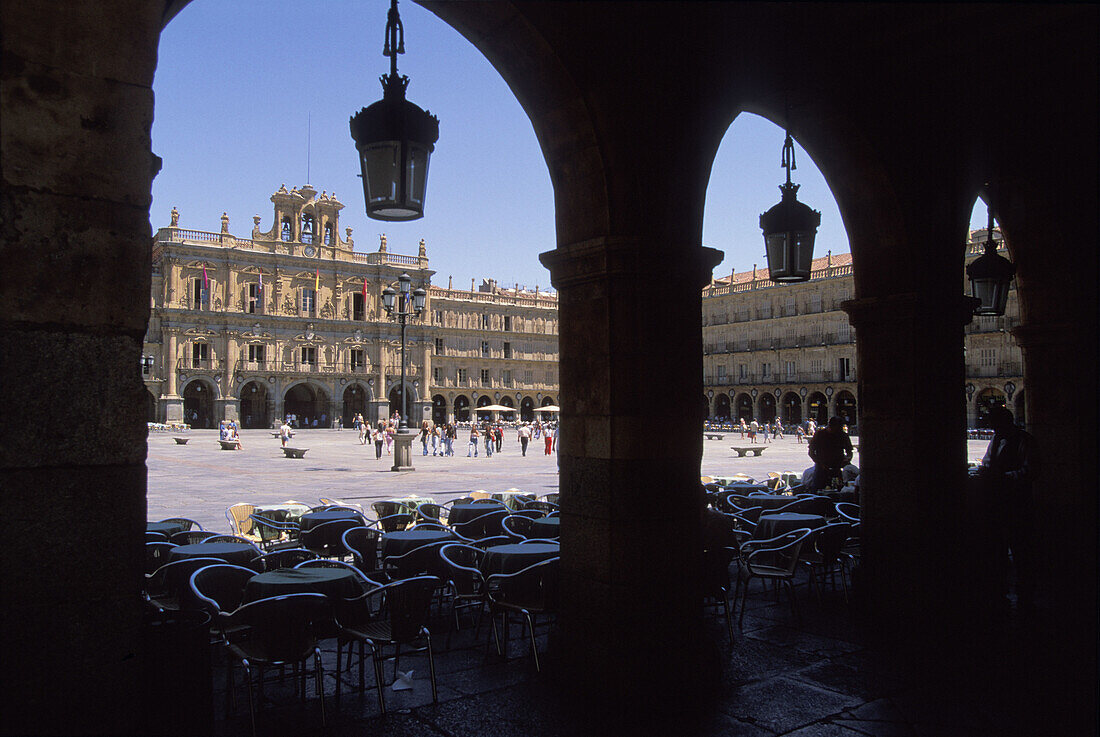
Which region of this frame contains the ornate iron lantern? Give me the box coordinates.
[966,202,1015,316]
[759,131,821,282]
[350,0,439,221]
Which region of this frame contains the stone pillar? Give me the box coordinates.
[540,237,721,704]
[843,292,978,639]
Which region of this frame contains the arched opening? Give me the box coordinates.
[342,383,368,427]
[239,380,269,428]
[454,394,471,422]
[520,396,535,422]
[807,392,829,424]
[781,392,802,425]
[182,379,216,428]
[758,392,777,423]
[735,393,753,422]
[703,394,711,419]
[388,385,409,422]
[835,390,857,430]
[145,388,158,423]
[285,383,329,427]
[432,394,447,425]
[976,387,1006,428]
[541,396,556,408]
[714,394,731,420]
[500,395,515,421]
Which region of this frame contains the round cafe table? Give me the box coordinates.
[147,521,185,538]
[481,542,559,575]
[244,567,363,603]
[298,508,363,533]
[753,512,826,540]
[381,529,456,559]
[734,493,795,510]
[447,502,505,527]
[529,516,560,539]
[168,542,258,567]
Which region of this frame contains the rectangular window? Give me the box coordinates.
[481,314,490,330]
[248,344,265,366]
[352,293,365,321]
[248,282,259,314]
[502,369,513,387]
[739,364,747,380]
[503,342,512,359]
[301,288,316,315]
[838,357,851,380]
[433,366,441,382]
[434,309,444,325]
[785,360,796,378]
[434,338,444,356]
[457,368,468,383]
[301,346,316,365]
[980,348,997,367]
[503,315,512,331]
[191,342,209,369]
[839,323,851,342]
[810,294,822,313]
[810,358,823,373]
[785,297,796,316]
[480,368,491,385]
[546,369,555,384]
[141,356,154,376]
[759,303,772,319]
[349,348,365,371]
[192,278,206,310]
[761,362,771,377]
[524,369,533,384]
[481,341,491,358]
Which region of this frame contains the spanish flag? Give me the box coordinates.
[361,278,367,298]
[315,267,320,292]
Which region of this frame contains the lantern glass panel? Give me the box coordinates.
[360,142,399,205]
[766,233,789,276]
[971,277,1009,316]
[405,144,431,210]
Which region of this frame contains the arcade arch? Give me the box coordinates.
[342,383,369,427]
[714,394,731,420]
[454,395,471,422]
[181,378,216,428]
[807,392,828,424]
[239,380,270,428]
[285,382,330,427]
[735,393,753,422]
[520,396,536,422]
[781,392,802,425]
[432,394,447,425]
[758,393,776,423]
[835,390,857,429]
[976,387,1006,428]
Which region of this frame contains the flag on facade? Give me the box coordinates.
[315,267,320,292]
[202,265,209,289]
[258,272,263,292]
[361,278,367,298]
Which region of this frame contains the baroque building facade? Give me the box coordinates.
[144,184,558,428]
[701,230,1023,430]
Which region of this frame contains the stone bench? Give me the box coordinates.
[282,447,309,458]
[704,433,725,440]
[271,431,295,438]
[730,446,767,457]
[218,439,240,450]
[173,437,189,445]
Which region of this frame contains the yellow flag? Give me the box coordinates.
[315,267,320,291]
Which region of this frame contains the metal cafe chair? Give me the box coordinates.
[734,528,813,627]
[485,557,560,672]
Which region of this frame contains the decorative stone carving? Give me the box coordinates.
[283,294,295,314]
[220,212,229,233]
[170,206,179,227]
[320,299,335,319]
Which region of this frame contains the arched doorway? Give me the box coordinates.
[500,395,516,421]
[541,396,557,408]
[475,395,493,421]
[835,390,857,430]
[976,387,1006,428]
[807,392,828,424]
[454,395,471,422]
[714,394,731,420]
[388,383,416,423]
[703,394,711,419]
[781,392,802,425]
[735,393,753,422]
[520,396,535,422]
[342,384,368,428]
[285,383,329,427]
[182,379,215,428]
[432,394,447,425]
[145,388,158,423]
[240,381,269,428]
[758,392,777,423]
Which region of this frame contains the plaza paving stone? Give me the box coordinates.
[145,431,1066,736]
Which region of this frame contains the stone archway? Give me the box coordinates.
[714,393,731,420]
[807,392,828,424]
[500,395,516,421]
[735,393,753,422]
[342,383,369,428]
[454,394,471,422]
[758,392,777,423]
[181,379,216,428]
[285,383,330,427]
[239,380,269,428]
[976,387,1006,428]
[520,396,536,422]
[432,394,447,425]
[835,390,857,430]
[781,392,803,425]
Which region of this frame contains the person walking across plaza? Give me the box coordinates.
[495,424,504,453]
[279,418,292,448]
[374,422,384,459]
[544,424,554,455]
[467,424,480,457]
[483,423,495,457]
[807,416,854,491]
[978,406,1040,609]
[518,423,532,456]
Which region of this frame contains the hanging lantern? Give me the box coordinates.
[759,131,821,282]
[350,0,439,221]
[966,203,1015,316]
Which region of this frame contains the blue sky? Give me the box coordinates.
[153,1,988,290]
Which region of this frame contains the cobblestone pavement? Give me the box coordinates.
[147,431,1073,737]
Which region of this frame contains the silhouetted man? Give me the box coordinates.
[807,416,854,491]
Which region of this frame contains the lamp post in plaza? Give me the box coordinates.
[382,273,426,471]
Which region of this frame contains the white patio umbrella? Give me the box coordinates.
[475,404,513,412]
[536,405,560,412]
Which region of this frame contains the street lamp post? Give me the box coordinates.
[382,273,426,471]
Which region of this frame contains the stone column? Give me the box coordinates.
[164,329,183,421]
[540,237,721,704]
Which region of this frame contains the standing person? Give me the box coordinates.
[544,423,554,455]
[495,424,504,453]
[807,416,854,492]
[483,423,494,457]
[748,419,758,444]
[467,424,480,457]
[795,424,804,444]
[774,419,783,440]
[279,418,292,448]
[431,424,441,456]
[978,406,1040,608]
[739,417,747,439]
[762,422,771,444]
[374,422,384,459]
[385,422,394,454]
[518,423,531,456]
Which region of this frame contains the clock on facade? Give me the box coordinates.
[304,245,316,257]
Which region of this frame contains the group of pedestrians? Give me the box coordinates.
[344,413,558,460]
[218,419,242,449]
[737,417,787,444]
